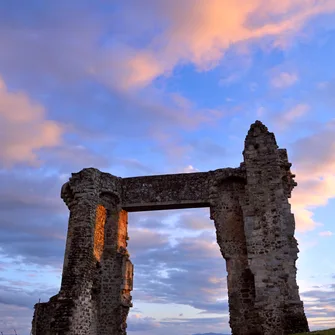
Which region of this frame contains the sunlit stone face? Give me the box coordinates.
[94,204,107,261]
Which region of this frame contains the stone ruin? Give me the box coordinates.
[31,121,310,335]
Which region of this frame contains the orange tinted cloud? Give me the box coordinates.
[0,76,63,166]
[290,120,335,231]
[118,0,335,88]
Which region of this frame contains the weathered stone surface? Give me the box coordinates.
[211,177,260,334]
[32,121,309,335]
[241,121,309,335]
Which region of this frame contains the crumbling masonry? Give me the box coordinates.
[32,121,309,335]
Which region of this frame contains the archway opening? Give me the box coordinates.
[126,208,231,335]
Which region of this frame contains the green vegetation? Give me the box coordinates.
[291,329,335,335]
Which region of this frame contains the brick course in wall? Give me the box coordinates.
[31,121,309,335]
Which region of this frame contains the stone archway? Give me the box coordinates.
[32,121,309,335]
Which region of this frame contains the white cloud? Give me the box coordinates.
[182,165,199,173]
[318,231,333,237]
[271,72,299,88]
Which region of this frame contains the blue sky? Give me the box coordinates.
[0,1,335,334]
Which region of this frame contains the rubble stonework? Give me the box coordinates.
[32,121,309,335]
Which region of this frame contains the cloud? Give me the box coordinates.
[166,138,228,173]
[0,275,60,335]
[175,210,213,231]
[114,0,335,88]
[0,169,67,267]
[182,165,200,173]
[218,73,241,87]
[187,139,227,163]
[274,103,310,130]
[127,314,160,332]
[300,287,335,330]
[2,0,330,174]
[0,3,334,334]
[127,315,228,335]
[0,2,225,166]
[129,211,175,230]
[0,282,54,309]
[290,119,335,231]
[40,145,110,173]
[0,303,33,335]
[128,228,170,255]
[0,76,63,167]
[3,0,322,92]
[128,225,228,315]
[0,201,225,333]
[318,231,333,237]
[271,72,299,88]
[159,317,228,334]
[117,158,154,176]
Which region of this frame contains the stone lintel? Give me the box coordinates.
[121,171,210,211]
[122,169,247,211]
[60,168,248,212]
[123,200,209,212]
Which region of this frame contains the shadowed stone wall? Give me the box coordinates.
[31,121,309,335]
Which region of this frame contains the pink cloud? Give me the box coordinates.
[114,0,335,88]
[0,76,63,166]
[290,120,335,231]
[274,103,310,130]
[182,165,199,173]
[1,1,334,94]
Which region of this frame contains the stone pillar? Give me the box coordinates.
[210,173,261,335]
[241,121,309,335]
[32,168,133,335]
[95,192,133,335]
[33,168,104,334]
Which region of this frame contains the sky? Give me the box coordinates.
[0,1,334,334]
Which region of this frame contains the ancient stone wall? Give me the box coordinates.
[32,121,309,335]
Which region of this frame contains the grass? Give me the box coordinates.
[291,329,335,335]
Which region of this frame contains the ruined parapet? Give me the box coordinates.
[32,121,309,335]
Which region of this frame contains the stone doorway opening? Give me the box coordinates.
[127,208,231,334]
